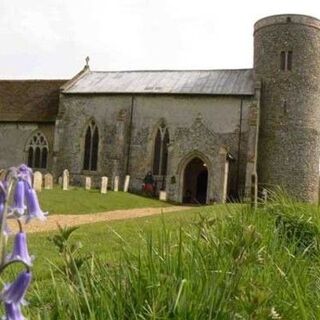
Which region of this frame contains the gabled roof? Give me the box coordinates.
[0,80,67,122]
[63,69,254,96]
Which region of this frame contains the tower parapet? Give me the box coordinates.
[254,14,320,202]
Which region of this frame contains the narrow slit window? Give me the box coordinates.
[280,51,293,71]
[280,51,286,70]
[83,120,99,171]
[153,125,169,176]
[287,51,293,70]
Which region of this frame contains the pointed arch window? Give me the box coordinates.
[153,125,169,175]
[83,120,99,171]
[26,132,49,169]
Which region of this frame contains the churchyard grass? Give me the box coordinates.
[13,194,320,319]
[37,187,171,215]
[22,205,220,279]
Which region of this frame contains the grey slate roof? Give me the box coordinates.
[64,69,254,96]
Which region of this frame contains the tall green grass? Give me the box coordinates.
[26,194,320,319]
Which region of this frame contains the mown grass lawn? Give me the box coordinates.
[37,187,171,215]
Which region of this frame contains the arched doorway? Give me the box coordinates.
[183,157,208,204]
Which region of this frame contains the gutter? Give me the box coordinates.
[236,97,243,194]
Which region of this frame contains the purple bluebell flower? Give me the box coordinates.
[17,165,32,187]
[4,302,25,320]
[10,181,26,217]
[0,182,6,215]
[0,272,31,304]
[25,187,47,223]
[6,233,33,267]
[0,182,10,235]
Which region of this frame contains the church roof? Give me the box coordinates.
[0,80,67,122]
[63,69,254,96]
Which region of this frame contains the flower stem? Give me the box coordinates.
[0,178,15,266]
[17,220,23,233]
[0,259,31,274]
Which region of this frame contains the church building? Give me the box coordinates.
[1,14,320,203]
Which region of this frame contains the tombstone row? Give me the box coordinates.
[84,175,130,194]
[33,169,130,193]
[33,171,53,192]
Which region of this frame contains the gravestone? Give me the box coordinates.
[113,176,119,192]
[44,173,53,190]
[261,188,268,203]
[85,176,91,190]
[58,176,62,186]
[33,171,42,192]
[63,169,69,191]
[123,175,130,192]
[101,176,108,194]
[159,190,167,201]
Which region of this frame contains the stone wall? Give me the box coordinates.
[254,14,320,202]
[53,94,132,187]
[55,92,253,201]
[0,122,55,171]
[128,95,251,201]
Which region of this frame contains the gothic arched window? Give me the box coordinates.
[83,120,99,171]
[153,125,169,175]
[26,132,49,169]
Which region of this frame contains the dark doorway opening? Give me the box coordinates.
[183,157,208,204]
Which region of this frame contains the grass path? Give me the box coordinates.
[8,205,193,234]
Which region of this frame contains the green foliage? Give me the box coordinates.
[23,197,320,319]
[48,224,91,282]
[275,214,319,252]
[264,189,320,253]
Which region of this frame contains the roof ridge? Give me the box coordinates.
[91,68,253,73]
[0,79,67,82]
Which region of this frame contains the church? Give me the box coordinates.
[1,14,320,204]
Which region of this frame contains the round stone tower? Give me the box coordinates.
[254,14,320,202]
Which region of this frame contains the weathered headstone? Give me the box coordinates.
[123,175,130,192]
[33,171,42,192]
[101,176,108,194]
[261,188,268,203]
[85,176,91,190]
[113,176,119,192]
[63,169,69,191]
[159,190,167,201]
[44,173,53,190]
[58,176,62,186]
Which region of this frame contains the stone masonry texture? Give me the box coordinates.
[255,14,320,202]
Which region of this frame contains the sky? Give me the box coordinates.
[1,0,320,79]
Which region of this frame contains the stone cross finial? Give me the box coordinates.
[85,56,90,68]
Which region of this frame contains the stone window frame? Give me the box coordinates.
[26,131,49,169]
[152,123,170,176]
[83,120,99,172]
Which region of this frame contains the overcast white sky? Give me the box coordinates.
[1,0,320,79]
